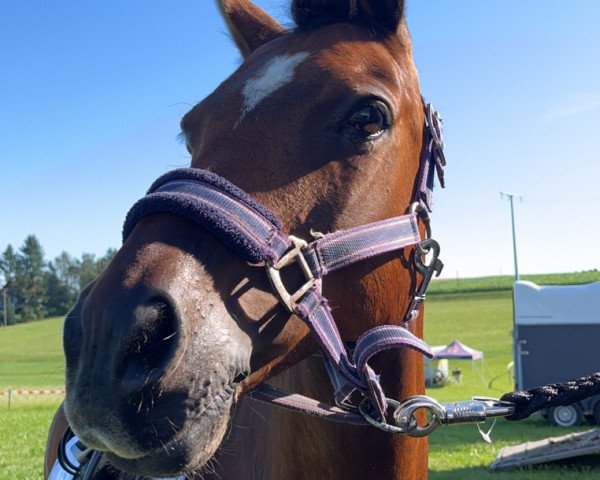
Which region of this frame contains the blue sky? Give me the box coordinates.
[1,1,599,278]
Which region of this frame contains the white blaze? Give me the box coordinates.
[241,52,309,119]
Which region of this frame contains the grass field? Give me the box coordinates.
[0,397,63,480]
[0,318,66,480]
[0,317,65,390]
[429,270,600,296]
[1,272,599,479]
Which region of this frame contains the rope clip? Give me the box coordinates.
[404,238,444,322]
[359,395,515,438]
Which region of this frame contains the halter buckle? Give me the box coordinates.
[267,236,321,312]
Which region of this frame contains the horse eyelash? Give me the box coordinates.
[176,131,187,145]
[176,131,194,155]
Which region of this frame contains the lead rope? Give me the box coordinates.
[501,372,600,421]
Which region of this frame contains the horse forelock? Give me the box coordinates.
[290,0,407,35]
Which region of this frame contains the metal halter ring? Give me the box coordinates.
[393,395,445,437]
[409,202,432,240]
[358,396,445,437]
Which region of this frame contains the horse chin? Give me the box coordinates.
[99,390,235,477]
[65,367,240,477]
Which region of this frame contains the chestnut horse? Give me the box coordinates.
[46,0,440,478]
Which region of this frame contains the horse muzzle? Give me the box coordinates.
[62,228,252,476]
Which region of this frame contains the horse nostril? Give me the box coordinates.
[119,298,179,388]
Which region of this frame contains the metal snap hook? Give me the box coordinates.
[403,238,444,322]
[359,398,409,435]
[414,239,442,276]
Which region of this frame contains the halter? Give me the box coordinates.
[51,101,518,480]
[121,101,446,426]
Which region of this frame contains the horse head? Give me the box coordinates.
[63,0,434,476]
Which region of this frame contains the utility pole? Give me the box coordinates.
[500,192,522,282]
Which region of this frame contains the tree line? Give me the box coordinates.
[0,235,116,324]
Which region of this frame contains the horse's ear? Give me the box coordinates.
[218,0,287,58]
[357,0,405,33]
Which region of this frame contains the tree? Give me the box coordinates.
[97,248,117,273]
[17,235,48,320]
[0,236,118,323]
[0,245,20,324]
[77,253,99,290]
[76,248,117,291]
[0,244,19,285]
[45,267,74,316]
[51,251,80,298]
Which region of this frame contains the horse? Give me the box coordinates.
[45,1,445,478]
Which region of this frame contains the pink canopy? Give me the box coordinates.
[431,340,483,360]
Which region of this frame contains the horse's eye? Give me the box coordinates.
[347,103,388,138]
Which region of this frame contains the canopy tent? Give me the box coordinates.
[427,340,487,384]
[431,340,483,360]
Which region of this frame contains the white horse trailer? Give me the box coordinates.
[513,280,600,427]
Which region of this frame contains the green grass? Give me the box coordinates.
[2,281,600,479]
[428,419,600,480]
[0,316,65,389]
[0,397,63,480]
[0,317,65,480]
[425,293,600,479]
[429,270,600,297]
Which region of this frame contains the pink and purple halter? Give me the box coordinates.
[123,101,446,428]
